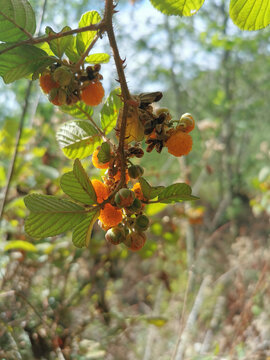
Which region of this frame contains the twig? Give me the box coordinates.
[0,23,103,56]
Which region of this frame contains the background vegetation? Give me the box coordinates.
[0,0,269,359]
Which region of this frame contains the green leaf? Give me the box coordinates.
[76,11,101,55]
[72,209,100,248]
[150,0,205,16]
[229,0,270,31]
[85,53,110,64]
[56,120,102,159]
[0,44,55,84]
[4,240,38,252]
[45,26,73,58]
[24,194,86,238]
[60,101,94,120]
[0,0,36,42]
[60,159,96,205]
[139,177,165,200]
[158,183,199,203]
[97,142,111,163]
[100,88,122,135]
[65,36,80,63]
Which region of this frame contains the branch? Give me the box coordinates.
[0,23,103,56]
[104,0,131,187]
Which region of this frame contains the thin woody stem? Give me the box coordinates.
[0,23,104,56]
[104,0,131,187]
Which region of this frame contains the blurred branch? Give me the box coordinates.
[0,82,33,221]
[143,284,164,360]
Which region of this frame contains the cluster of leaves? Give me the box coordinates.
[150,0,270,31]
[0,0,109,84]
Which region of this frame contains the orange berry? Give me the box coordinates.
[113,170,130,183]
[92,179,109,204]
[92,148,110,169]
[39,73,59,94]
[132,182,145,201]
[98,203,123,228]
[165,130,193,157]
[81,81,105,106]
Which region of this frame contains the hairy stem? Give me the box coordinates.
[104,0,131,187]
[0,23,103,56]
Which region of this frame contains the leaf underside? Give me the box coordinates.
[0,0,36,42]
[229,0,270,31]
[150,0,205,16]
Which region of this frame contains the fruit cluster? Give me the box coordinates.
[144,108,195,157]
[91,146,149,251]
[39,62,104,107]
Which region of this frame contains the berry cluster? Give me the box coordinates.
[39,62,104,107]
[91,146,149,251]
[144,109,195,157]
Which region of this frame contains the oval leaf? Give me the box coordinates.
[158,183,199,203]
[150,0,205,16]
[100,88,123,135]
[139,177,165,200]
[0,0,36,42]
[230,0,270,31]
[97,142,111,163]
[60,159,96,204]
[24,194,86,238]
[72,209,100,248]
[85,53,110,64]
[0,44,55,84]
[76,11,101,55]
[65,36,80,63]
[56,120,102,159]
[46,26,73,58]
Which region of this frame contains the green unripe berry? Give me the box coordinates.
[115,188,135,208]
[128,165,144,179]
[123,231,146,251]
[135,214,149,231]
[105,226,126,245]
[53,66,73,86]
[127,197,142,212]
